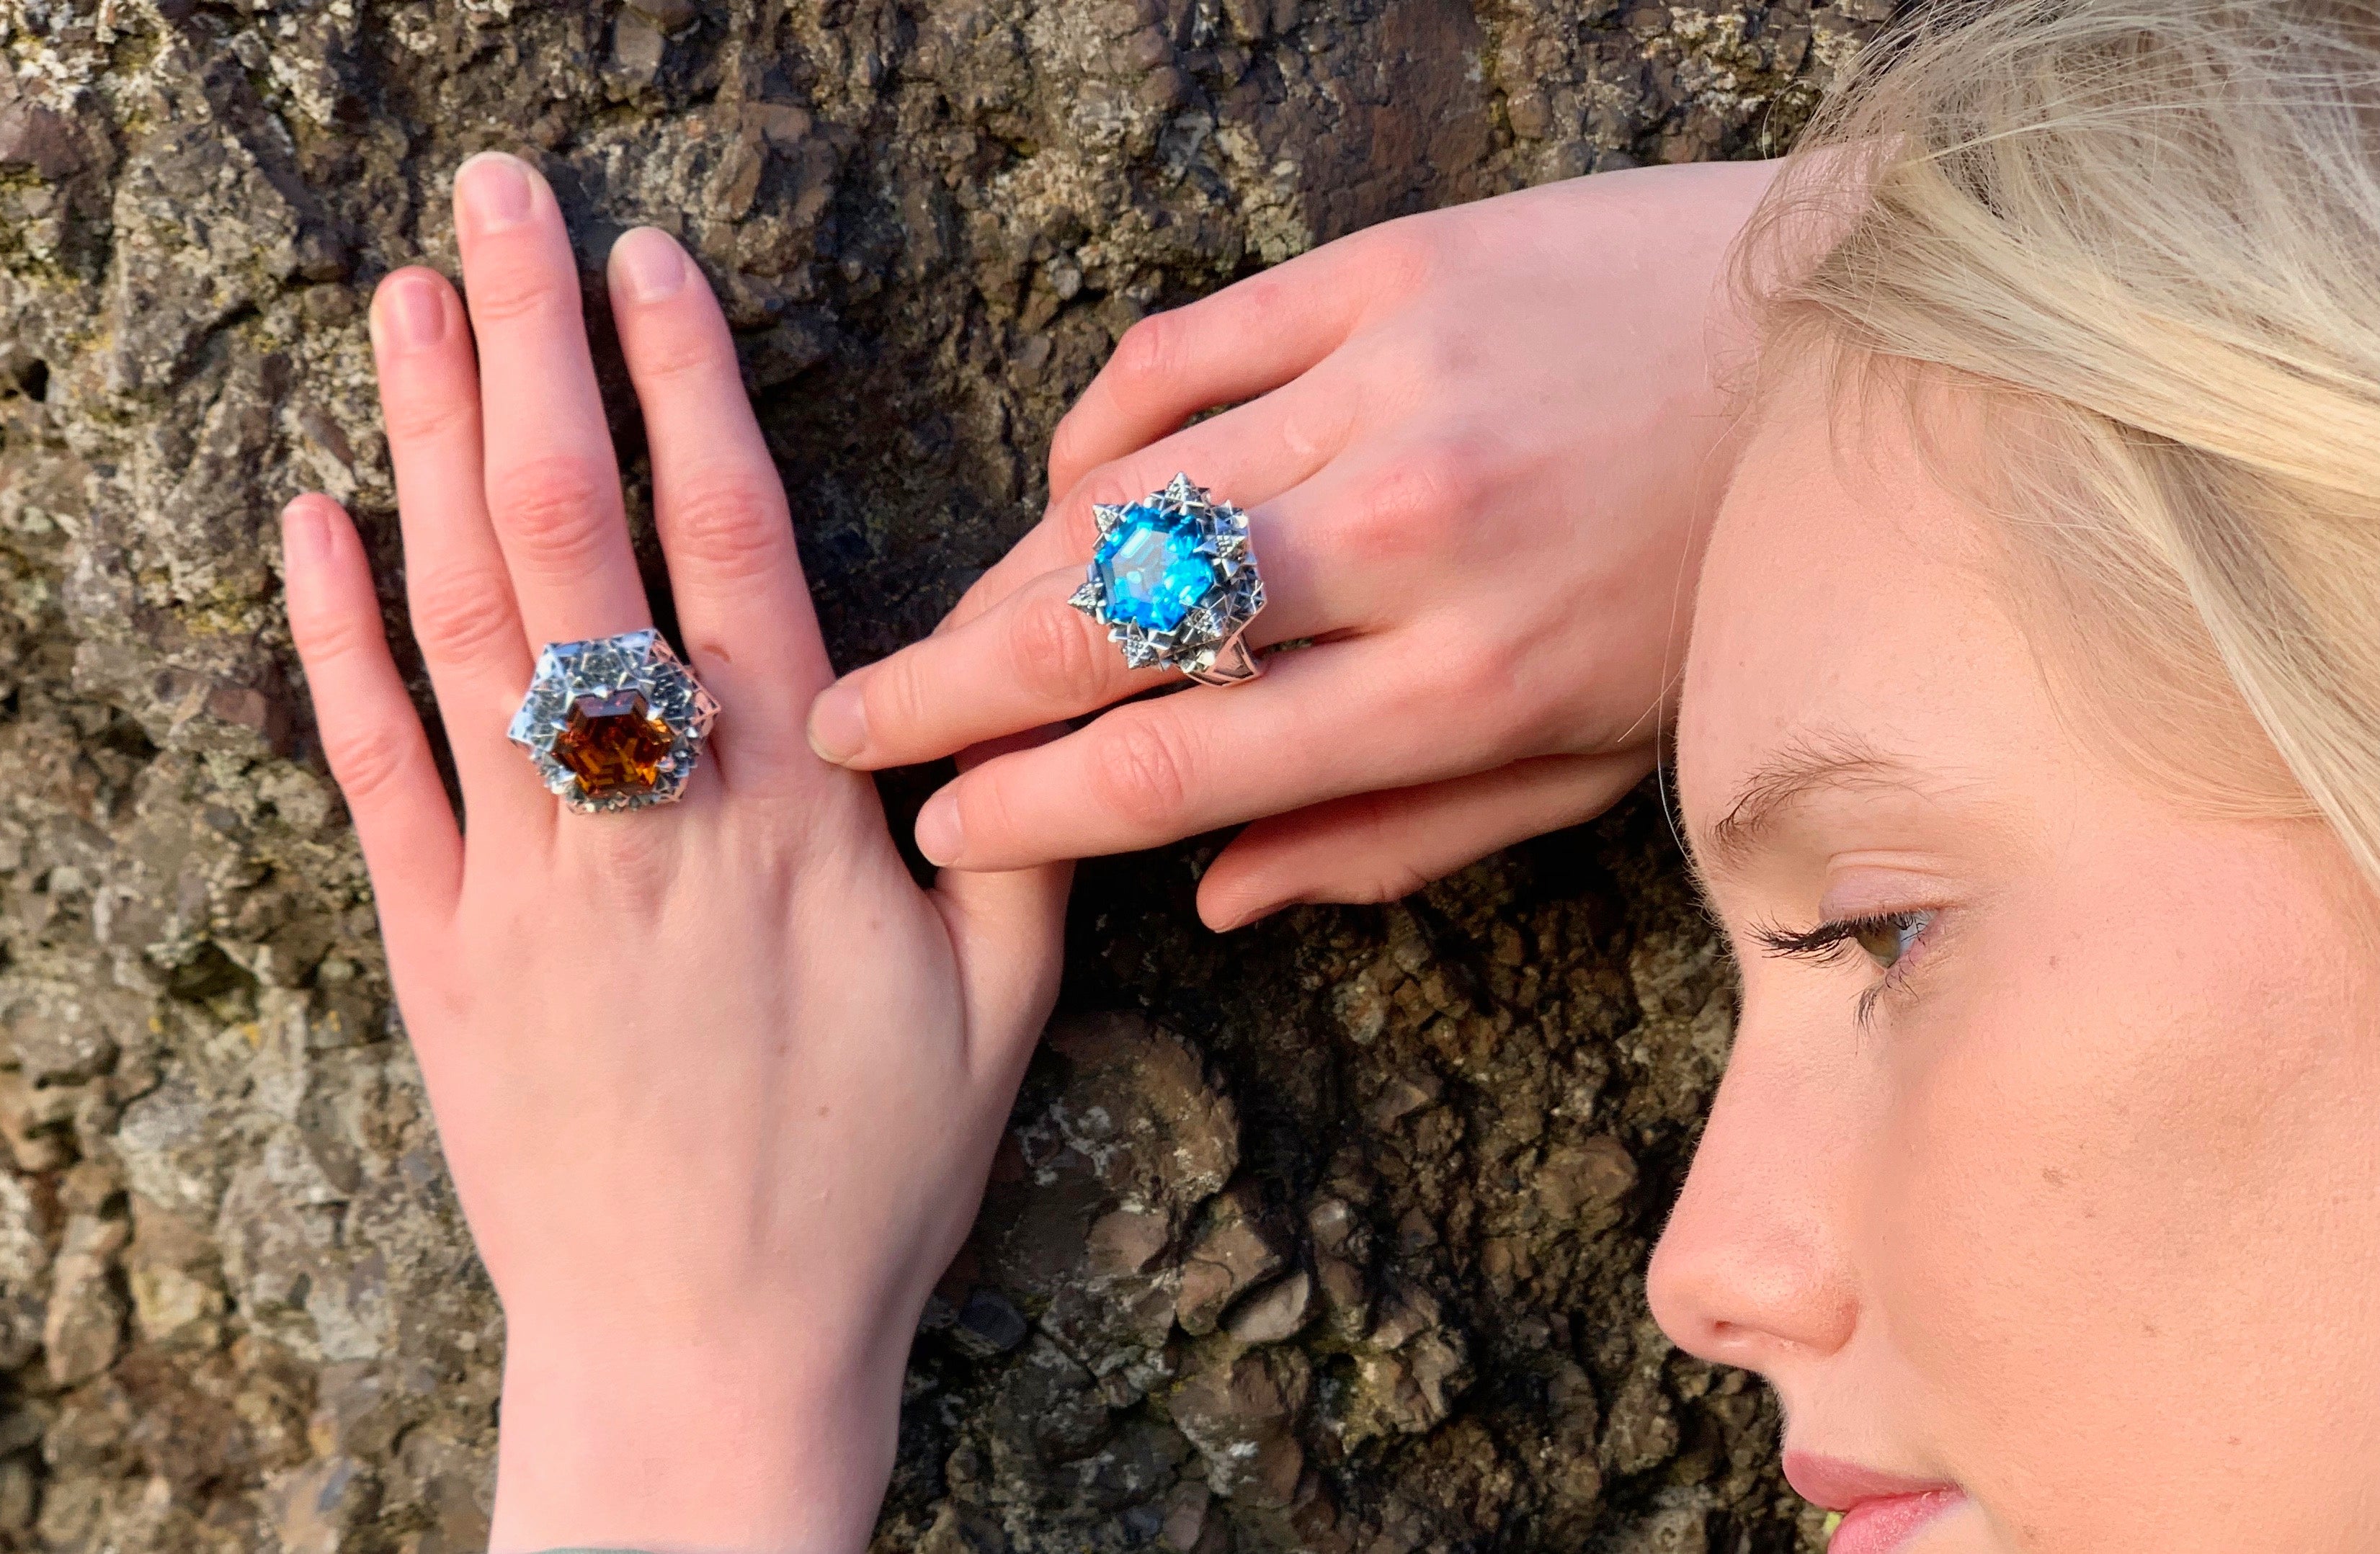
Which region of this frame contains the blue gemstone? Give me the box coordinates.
[1092,504,1214,633]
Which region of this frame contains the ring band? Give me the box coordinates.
[1069,474,1267,687]
[507,630,720,813]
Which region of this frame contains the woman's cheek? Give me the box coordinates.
[1865,952,2131,1517]
[1863,829,2373,1550]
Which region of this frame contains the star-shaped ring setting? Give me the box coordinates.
[1069,474,1267,687]
[507,629,721,814]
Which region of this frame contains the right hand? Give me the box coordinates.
[803,159,1780,929]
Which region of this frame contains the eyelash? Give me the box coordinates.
[1750,910,1938,1027]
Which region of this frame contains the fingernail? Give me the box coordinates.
[611,226,686,304]
[373,274,445,352]
[914,791,964,867]
[281,498,333,563]
[455,152,533,231]
[807,683,869,764]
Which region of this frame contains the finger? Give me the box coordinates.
[931,728,1071,1087]
[808,494,1348,772]
[1195,753,1653,932]
[606,227,830,777]
[1045,225,1422,496]
[452,152,650,650]
[1216,426,1503,622]
[907,633,1525,871]
[942,369,1362,642]
[810,567,1162,767]
[281,496,463,937]
[367,266,543,813]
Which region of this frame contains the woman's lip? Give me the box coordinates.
[1783,1452,1966,1554]
[1782,1450,1959,1511]
[1826,1488,1964,1554]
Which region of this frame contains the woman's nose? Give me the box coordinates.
[1646,1037,1861,1372]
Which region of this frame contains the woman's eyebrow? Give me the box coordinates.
[1693,731,1914,877]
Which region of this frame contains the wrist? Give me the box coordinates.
[488,1308,913,1554]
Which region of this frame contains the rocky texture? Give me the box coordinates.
[0,0,1885,1548]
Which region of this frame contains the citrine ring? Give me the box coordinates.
[507,629,721,813]
[1069,474,1267,687]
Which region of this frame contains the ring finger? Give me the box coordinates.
[807,497,1353,772]
[452,153,652,652]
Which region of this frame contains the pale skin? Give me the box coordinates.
[1652,381,2380,1552]
[282,147,2380,1550]
[281,152,1067,1551]
[280,149,1784,1551]
[802,159,1782,929]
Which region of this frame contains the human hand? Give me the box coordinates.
[280,152,1067,1553]
[803,159,1779,929]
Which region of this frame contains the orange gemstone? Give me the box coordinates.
[551,691,674,798]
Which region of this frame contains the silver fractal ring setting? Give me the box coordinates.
[1069,474,1267,687]
[507,629,721,814]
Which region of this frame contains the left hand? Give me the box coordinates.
[282,151,1067,1553]
[798,161,1778,928]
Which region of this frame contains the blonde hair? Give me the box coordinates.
[1744,0,2380,878]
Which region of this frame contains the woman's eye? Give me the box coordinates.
[1851,911,1933,969]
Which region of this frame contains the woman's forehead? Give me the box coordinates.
[1677,390,2051,860]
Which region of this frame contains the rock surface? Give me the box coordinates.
[0,0,1881,1548]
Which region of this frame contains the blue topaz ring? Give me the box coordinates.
[507,630,721,814]
[1069,475,1267,687]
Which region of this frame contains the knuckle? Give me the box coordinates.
[1350,219,1446,295]
[461,266,568,330]
[863,649,937,749]
[285,584,368,664]
[380,388,476,449]
[664,471,789,580]
[1346,797,1436,903]
[1430,631,1521,707]
[1103,311,1185,408]
[950,771,1007,854]
[405,569,522,666]
[1010,594,1107,706]
[1401,434,1492,519]
[559,823,678,919]
[1347,858,1434,906]
[632,324,720,388]
[1340,437,1489,558]
[320,723,418,810]
[1047,405,1101,484]
[1272,387,1353,464]
[1089,715,1195,822]
[486,455,616,573]
[1385,323,1486,393]
[1218,269,1298,342]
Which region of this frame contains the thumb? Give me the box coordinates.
[930,725,1073,1082]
